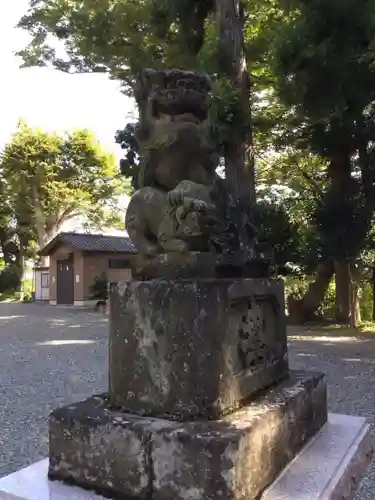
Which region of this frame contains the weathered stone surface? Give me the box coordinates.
[48,396,157,498]
[131,252,272,280]
[109,278,288,419]
[3,413,370,500]
[152,371,327,500]
[131,251,221,280]
[48,371,327,500]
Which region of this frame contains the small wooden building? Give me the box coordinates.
[40,232,136,306]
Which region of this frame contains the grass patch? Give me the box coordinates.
[0,291,18,303]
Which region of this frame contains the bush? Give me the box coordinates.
[0,265,21,293]
[284,275,336,319]
[90,273,108,300]
[360,283,373,321]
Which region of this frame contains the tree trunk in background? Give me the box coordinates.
[354,284,361,325]
[288,260,334,324]
[351,263,362,327]
[15,246,25,298]
[215,0,256,206]
[349,266,356,328]
[328,151,354,324]
[335,260,351,323]
[292,152,353,323]
[372,263,375,321]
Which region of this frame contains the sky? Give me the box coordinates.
[0,0,136,160]
[1,1,136,233]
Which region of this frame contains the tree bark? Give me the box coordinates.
[356,113,375,214]
[349,263,357,328]
[353,282,361,325]
[288,260,334,324]
[215,0,256,206]
[0,228,19,265]
[328,152,354,324]
[294,151,352,320]
[335,260,351,323]
[372,263,375,322]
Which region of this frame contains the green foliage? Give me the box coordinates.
[17,0,278,197]
[18,0,375,320]
[116,123,141,191]
[284,275,336,318]
[273,0,375,122]
[271,0,375,163]
[90,273,108,300]
[359,283,373,321]
[0,265,21,294]
[0,121,124,252]
[17,0,200,94]
[313,180,370,261]
[256,150,327,272]
[252,201,302,274]
[267,0,375,322]
[150,0,215,55]
[210,78,251,155]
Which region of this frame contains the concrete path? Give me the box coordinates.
[0,304,374,498]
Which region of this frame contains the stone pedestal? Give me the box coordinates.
[1,413,370,500]
[49,371,327,500]
[109,278,288,419]
[44,277,372,500]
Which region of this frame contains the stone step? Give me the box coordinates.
[261,413,373,500]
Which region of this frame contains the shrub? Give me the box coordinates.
[0,265,21,293]
[90,273,108,300]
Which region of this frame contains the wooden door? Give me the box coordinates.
[57,259,74,305]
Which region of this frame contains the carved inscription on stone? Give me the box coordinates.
[235,297,278,372]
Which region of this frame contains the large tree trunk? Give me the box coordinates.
[215,0,256,206]
[350,263,361,327]
[356,113,375,214]
[33,185,50,265]
[287,260,334,324]
[329,153,354,324]
[291,151,352,321]
[14,240,25,299]
[371,263,375,322]
[335,260,351,323]
[352,281,361,326]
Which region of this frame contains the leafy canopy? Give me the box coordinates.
[17,0,202,94]
[0,121,125,249]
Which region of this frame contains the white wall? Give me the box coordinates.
[34,269,50,301]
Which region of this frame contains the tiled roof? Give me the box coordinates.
[40,232,136,256]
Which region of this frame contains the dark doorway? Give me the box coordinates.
[57,259,74,305]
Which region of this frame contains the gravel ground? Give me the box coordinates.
[0,302,108,477]
[0,303,374,498]
[288,325,375,500]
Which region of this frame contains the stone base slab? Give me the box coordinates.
[48,371,327,500]
[0,413,371,500]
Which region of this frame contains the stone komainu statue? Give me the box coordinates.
[125,69,262,277]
